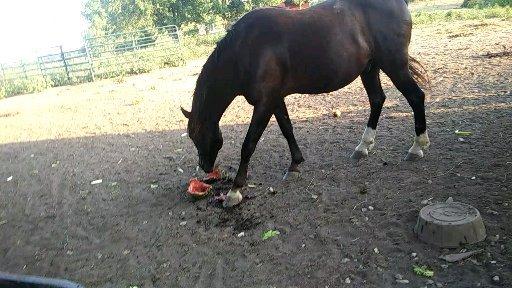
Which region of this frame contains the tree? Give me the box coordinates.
[83,0,286,37]
[224,0,249,23]
[252,0,283,8]
[83,0,155,37]
[284,0,309,6]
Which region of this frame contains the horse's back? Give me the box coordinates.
[228,0,413,95]
[232,3,363,94]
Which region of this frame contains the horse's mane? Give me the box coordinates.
[191,26,239,119]
[213,27,237,64]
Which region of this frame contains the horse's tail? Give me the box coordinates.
[409,56,429,88]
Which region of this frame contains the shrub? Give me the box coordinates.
[1,76,49,97]
[181,33,225,60]
[48,72,71,87]
[412,6,512,24]
[285,0,309,5]
[462,0,512,8]
[0,31,225,98]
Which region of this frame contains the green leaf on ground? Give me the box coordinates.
[262,230,280,240]
[455,130,472,136]
[413,265,434,278]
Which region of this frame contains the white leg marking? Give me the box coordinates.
[223,189,243,207]
[408,131,430,157]
[355,127,377,155]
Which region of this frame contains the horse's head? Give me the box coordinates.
[181,107,223,173]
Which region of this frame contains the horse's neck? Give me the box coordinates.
[193,84,236,124]
[208,92,235,123]
[193,47,239,124]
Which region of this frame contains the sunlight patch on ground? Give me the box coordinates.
[0,19,510,145]
[409,0,464,12]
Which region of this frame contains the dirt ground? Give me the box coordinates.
[0,16,511,288]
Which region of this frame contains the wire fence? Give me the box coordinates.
[0,25,182,97]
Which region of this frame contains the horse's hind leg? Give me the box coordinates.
[383,64,430,161]
[274,100,305,180]
[351,66,386,160]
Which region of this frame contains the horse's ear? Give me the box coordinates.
[181,106,191,119]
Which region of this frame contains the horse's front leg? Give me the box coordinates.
[224,105,273,207]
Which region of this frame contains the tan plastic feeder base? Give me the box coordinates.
[414,202,486,248]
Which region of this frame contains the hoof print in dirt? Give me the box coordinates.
[404,153,423,162]
[282,170,301,181]
[350,150,368,161]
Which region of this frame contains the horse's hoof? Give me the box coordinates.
[223,189,243,207]
[350,150,368,161]
[404,152,423,161]
[283,170,301,181]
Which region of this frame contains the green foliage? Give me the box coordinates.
[48,72,71,87]
[92,49,186,80]
[253,0,284,6]
[0,43,188,98]
[285,0,309,5]
[413,265,434,278]
[261,230,280,240]
[181,33,226,60]
[462,0,512,8]
[1,76,49,98]
[83,0,155,37]
[8,0,509,99]
[83,0,284,38]
[225,0,250,23]
[412,6,512,24]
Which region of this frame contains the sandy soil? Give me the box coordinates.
[0,18,511,288]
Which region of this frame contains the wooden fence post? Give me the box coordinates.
[84,43,95,82]
[59,45,71,83]
[0,63,5,91]
[37,57,48,86]
[21,60,28,79]
[0,63,5,81]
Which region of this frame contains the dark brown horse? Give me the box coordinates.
[181,0,430,207]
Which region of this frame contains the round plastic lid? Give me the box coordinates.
[420,202,480,225]
[415,201,486,247]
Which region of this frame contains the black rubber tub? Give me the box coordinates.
[0,272,84,288]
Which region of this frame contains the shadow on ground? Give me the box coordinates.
[0,92,511,287]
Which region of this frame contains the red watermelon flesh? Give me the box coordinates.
[204,168,222,181]
[187,178,212,197]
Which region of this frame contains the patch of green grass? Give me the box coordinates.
[1,76,49,98]
[181,33,226,60]
[413,6,512,24]
[90,43,187,81]
[462,0,512,8]
[0,34,219,98]
[0,71,95,98]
